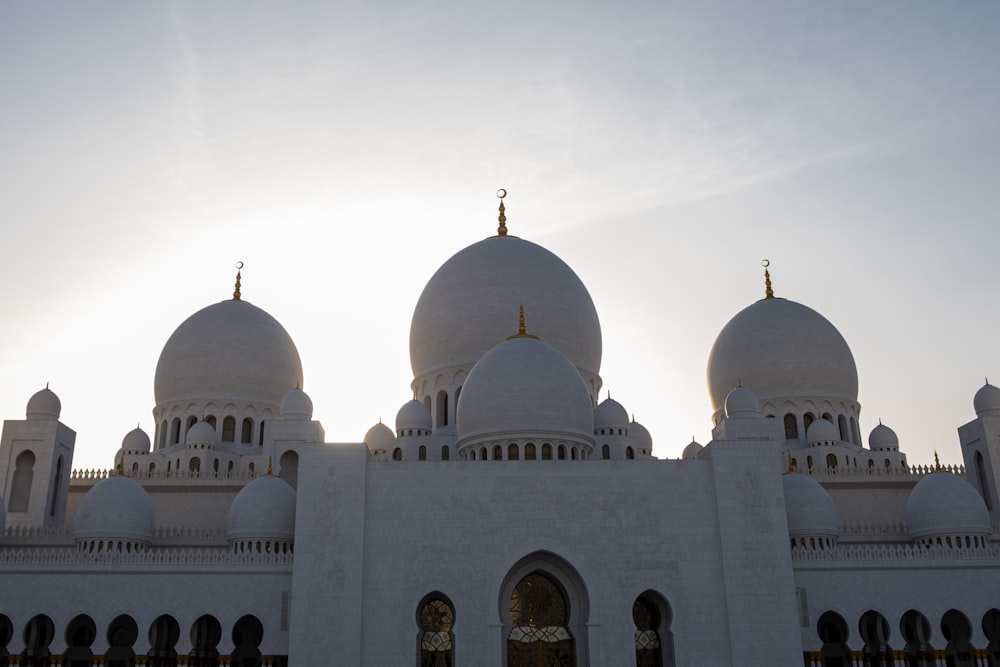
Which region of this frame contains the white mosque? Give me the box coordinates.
[2,195,1000,667]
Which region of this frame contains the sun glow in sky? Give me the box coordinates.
[1,1,999,471]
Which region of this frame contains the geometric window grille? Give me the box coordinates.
[633,597,662,667]
[507,572,575,667]
[420,598,454,667]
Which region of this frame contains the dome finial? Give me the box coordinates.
[233,261,244,301]
[762,259,774,299]
[266,456,273,476]
[506,305,540,340]
[934,451,942,472]
[785,452,797,474]
[496,188,508,237]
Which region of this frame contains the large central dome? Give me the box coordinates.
[409,235,602,384]
[154,299,303,410]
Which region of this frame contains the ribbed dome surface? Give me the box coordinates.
[226,475,297,542]
[74,476,155,543]
[410,236,602,383]
[364,422,396,449]
[906,472,991,540]
[707,298,857,419]
[395,399,432,433]
[154,300,303,409]
[782,473,839,537]
[120,427,151,453]
[26,387,61,420]
[456,336,594,446]
[595,397,629,430]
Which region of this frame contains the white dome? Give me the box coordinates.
[456,335,594,448]
[410,235,602,387]
[905,472,991,540]
[154,299,303,410]
[974,383,1000,415]
[707,298,858,421]
[185,421,216,446]
[364,422,396,449]
[226,475,297,543]
[280,388,313,420]
[395,399,432,434]
[595,397,629,431]
[782,473,839,538]
[682,440,703,460]
[26,387,61,420]
[73,476,155,544]
[120,427,151,454]
[630,420,653,452]
[869,423,899,451]
[807,418,840,445]
[724,386,760,419]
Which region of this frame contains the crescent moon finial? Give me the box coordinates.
[496,189,508,236]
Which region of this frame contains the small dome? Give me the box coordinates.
[630,420,653,453]
[682,440,703,460]
[280,387,313,420]
[154,300,303,410]
[456,335,594,448]
[974,383,1000,415]
[226,475,297,543]
[364,422,396,449]
[185,421,216,446]
[73,475,155,544]
[782,472,839,538]
[395,400,432,434]
[807,418,840,445]
[26,387,61,420]
[120,427,151,454]
[906,472,991,540]
[869,423,899,451]
[595,397,629,431]
[724,386,760,419]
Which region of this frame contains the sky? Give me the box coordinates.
[1,1,998,472]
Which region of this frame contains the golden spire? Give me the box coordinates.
[762,259,774,299]
[116,461,125,477]
[233,261,244,301]
[496,188,508,236]
[934,451,942,472]
[784,452,798,474]
[506,305,540,340]
[266,456,273,476]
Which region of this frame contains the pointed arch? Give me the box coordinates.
[416,592,455,667]
[9,449,35,512]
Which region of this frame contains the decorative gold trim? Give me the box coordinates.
[496,188,508,236]
[233,261,244,301]
[762,259,774,299]
[506,305,540,340]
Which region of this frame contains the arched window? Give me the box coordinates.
[541,443,552,460]
[241,418,254,444]
[558,445,566,460]
[509,444,519,460]
[393,448,403,461]
[784,414,799,440]
[189,457,201,474]
[817,611,850,667]
[49,455,63,517]
[279,450,299,490]
[634,591,674,667]
[976,451,993,511]
[807,455,813,470]
[258,420,266,447]
[525,443,536,460]
[826,454,837,470]
[494,445,503,461]
[441,446,450,461]
[159,421,167,449]
[507,573,575,666]
[187,415,198,433]
[626,447,635,460]
[469,449,476,461]
[436,391,448,429]
[171,418,181,445]
[417,595,455,667]
[480,447,488,461]
[850,417,860,445]
[858,610,891,666]
[9,450,35,512]
[206,415,217,429]
[222,417,236,442]
[419,446,427,461]
[838,415,848,441]
[803,413,815,432]
[601,445,610,460]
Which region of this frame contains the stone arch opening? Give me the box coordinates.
[941,609,974,666]
[231,615,263,667]
[634,589,675,667]
[817,611,850,666]
[148,614,180,664]
[22,614,55,667]
[417,592,455,667]
[10,449,35,512]
[858,610,891,666]
[899,610,933,665]
[279,450,299,489]
[64,614,96,667]
[106,614,138,667]
[190,614,222,664]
